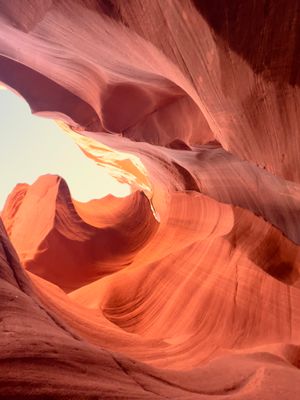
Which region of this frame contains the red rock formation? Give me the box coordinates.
[1,0,300,398]
[1,175,158,292]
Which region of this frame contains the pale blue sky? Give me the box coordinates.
[0,88,130,210]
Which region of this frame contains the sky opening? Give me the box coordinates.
[0,87,131,210]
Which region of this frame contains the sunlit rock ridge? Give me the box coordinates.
[0,1,300,398]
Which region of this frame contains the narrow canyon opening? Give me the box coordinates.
[0,85,131,210]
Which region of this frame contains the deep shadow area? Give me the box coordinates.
[193,0,300,86]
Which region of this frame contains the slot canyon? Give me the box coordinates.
[0,1,300,398]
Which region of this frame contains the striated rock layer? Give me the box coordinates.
[1,1,300,399]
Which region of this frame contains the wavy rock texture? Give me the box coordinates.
[1,0,300,399]
[2,175,158,292]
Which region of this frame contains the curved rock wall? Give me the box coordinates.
[1,1,300,398]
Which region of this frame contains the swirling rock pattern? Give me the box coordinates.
[1,1,300,398]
